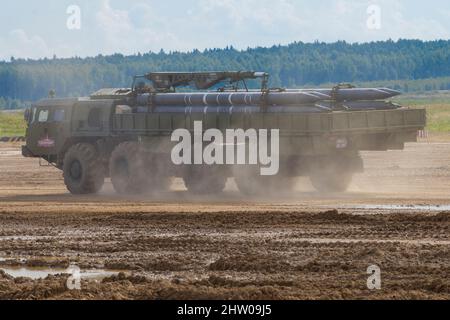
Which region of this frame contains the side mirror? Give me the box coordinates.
[24,108,31,124]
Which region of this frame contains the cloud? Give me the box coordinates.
[181,0,314,48]
[0,29,52,60]
[360,0,450,40]
[1,0,449,60]
[95,0,182,54]
[90,0,450,53]
[195,0,304,31]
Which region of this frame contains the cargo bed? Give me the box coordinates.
[113,108,426,136]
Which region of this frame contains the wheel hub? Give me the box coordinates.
[69,160,82,181]
[115,158,130,179]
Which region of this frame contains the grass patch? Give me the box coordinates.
[393,96,450,133]
[423,104,450,132]
[0,111,26,136]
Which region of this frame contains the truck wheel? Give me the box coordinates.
[183,166,227,194]
[309,161,353,193]
[234,166,294,196]
[63,143,105,194]
[233,166,264,196]
[110,142,149,194]
[143,155,171,193]
[267,177,296,194]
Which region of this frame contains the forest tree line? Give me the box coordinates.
[1,39,450,109]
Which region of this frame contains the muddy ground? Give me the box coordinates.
[0,142,449,300]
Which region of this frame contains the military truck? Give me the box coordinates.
[22,71,426,195]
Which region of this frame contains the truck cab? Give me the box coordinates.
[22,98,115,167]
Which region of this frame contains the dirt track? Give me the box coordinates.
[0,142,449,300]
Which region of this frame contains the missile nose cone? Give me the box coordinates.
[382,88,401,97]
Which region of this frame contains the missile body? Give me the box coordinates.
[286,88,401,101]
[136,87,400,109]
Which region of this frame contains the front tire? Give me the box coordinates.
[63,143,105,194]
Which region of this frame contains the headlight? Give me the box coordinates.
[335,138,348,149]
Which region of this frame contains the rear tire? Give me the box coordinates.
[63,143,105,195]
[109,142,147,194]
[234,166,294,196]
[309,158,356,193]
[183,166,227,195]
[234,166,264,195]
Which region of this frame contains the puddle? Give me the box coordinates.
[0,265,121,280]
[344,204,450,212]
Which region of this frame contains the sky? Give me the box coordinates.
[0,0,450,61]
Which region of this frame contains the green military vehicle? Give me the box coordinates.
[22,71,426,195]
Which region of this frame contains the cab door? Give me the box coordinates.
[26,105,70,157]
[71,101,113,137]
